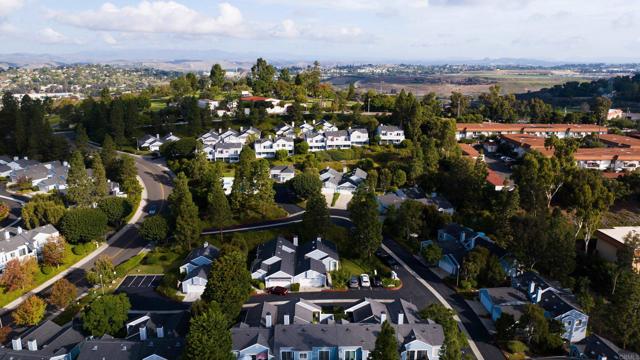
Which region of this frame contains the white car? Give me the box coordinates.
[360,274,371,288]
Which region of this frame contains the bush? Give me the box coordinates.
[507,340,529,354]
[72,242,95,255]
[60,208,108,244]
[0,202,9,221]
[139,215,169,242]
[114,253,145,277]
[142,256,158,265]
[98,197,132,226]
[290,283,300,292]
[290,171,322,200]
[275,149,289,161]
[13,296,46,326]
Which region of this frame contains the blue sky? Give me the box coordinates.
[1,0,639,62]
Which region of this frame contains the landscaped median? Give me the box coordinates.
[0,176,146,311]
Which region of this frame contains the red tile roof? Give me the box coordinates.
[241,96,269,102]
[597,134,640,148]
[456,122,607,134]
[459,143,481,157]
[486,169,505,187]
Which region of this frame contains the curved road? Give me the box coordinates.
[0,154,173,330]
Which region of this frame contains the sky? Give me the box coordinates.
[1,0,639,62]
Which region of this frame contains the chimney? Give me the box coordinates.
[27,339,37,351]
[4,231,10,240]
[139,325,147,341]
[380,311,387,324]
[12,337,22,351]
[284,314,290,325]
[218,128,222,134]
[293,236,299,247]
[312,120,316,125]
[13,156,18,161]
[265,312,272,328]
[535,288,543,304]
[316,236,322,243]
[240,126,244,132]
[528,281,536,295]
[460,230,465,243]
[156,134,160,139]
[157,326,164,338]
[17,226,22,234]
[203,241,209,248]
[398,313,404,325]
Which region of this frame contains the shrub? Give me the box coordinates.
[60,208,108,244]
[98,197,132,226]
[72,242,95,255]
[139,215,169,242]
[13,296,46,326]
[507,340,529,354]
[0,202,9,221]
[290,283,300,292]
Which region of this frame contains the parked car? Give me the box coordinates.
[148,206,157,215]
[385,257,399,269]
[372,275,383,287]
[360,274,371,288]
[375,249,388,259]
[266,286,289,296]
[349,276,359,289]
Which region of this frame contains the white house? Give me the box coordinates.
[138,133,180,152]
[254,137,295,159]
[270,166,296,183]
[251,236,339,289]
[317,120,338,133]
[179,243,220,297]
[0,225,60,271]
[325,130,351,150]
[349,128,369,147]
[305,132,326,152]
[319,167,368,194]
[298,121,315,135]
[197,99,221,111]
[212,143,243,163]
[376,125,405,145]
[275,123,296,138]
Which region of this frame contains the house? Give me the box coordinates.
[607,108,625,120]
[212,142,243,163]
[500,134,554,158]
[125,311,189,341]
[231,323,444,360]
[377,125,405,145]
[574,147,640,172]
[377,189,454,215]
[513,272,588,343]
[479,287,528,322]
[483,140,498,153]
[179,242,220,297]
[197,99,221,111]
[108,180,126,197]
[8,160,70,192]
[459,143,483,160]
[594,226,640,271]
[137,133,180,152]
[275,123,296,138]
[0,225,60,271]
[251,236,339,289]
[319,167,368,194]
[325,130,352,150]
[305,132,327,152]
[455,123,607,140]
[597,133,640,148]
[486,169,507,191]
[199,129,221,147]
[344,298,422,325]
[76,336,184,360]
[0,320,84,359]
[254,137,295,159]
[570,334,639,360]
[222,176,234,195]
[317,120,339,133]
[270,165,296,183]
[436,224,483,275]
[299,121,315,135]
[348,128,369,147]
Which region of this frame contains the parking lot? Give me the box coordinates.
[116,274,190,311]
[119,275,163,288]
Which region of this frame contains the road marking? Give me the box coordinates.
[381,243,485,360]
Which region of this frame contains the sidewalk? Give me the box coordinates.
[1,176,148,312]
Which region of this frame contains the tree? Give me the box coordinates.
[248,58,276,96]
[92,154,109,200]
[302,192,330,240]
[184,304,234,360]
[519,304,563,354]
[12,295,46,326]
[97,197,132,226]
[421,243,443,265]
[0,202,8,221]
[82,294,131,336]
[379,168,392,192]
[512,152,564,214]
[495,313,517,343]
[139,215,169,242]
[369,321,400,360]
[100,134,117,175]
[22,197,65,229]
[86,256,117,286]
[348,186,383,260]
[209,64,226,88]
[207,167,231,229]
[60,208,108,243]
[250,159,276,214]
[42,236,67,267]
[290,170,322,200]
[612,231,640,295]
[0,258,37,291]
[169,172,201,250]
[202,250,252,322]
[393,169,406,187]
[117,155,142,198]
[230,147,256,211]
[420,304,464,360]
[609,271,640,349]
[450,92,469,118]
[66,150,93,207]
[592,96,613,125]
[295,140,309,155]
[396,200,425,240]
[48,278,77,309]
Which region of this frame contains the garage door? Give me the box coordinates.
[299,277,325,288]
[266,278,293,288]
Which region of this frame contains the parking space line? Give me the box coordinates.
[144,275,156,287]
[133,276,146,287]
[121,276,135,287]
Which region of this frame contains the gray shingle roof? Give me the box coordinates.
[0,224,58,254]
[325,130,349,138]
[76,338,184,360]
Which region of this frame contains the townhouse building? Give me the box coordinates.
[0,225,60,271]
[254,137,295,159]
[377,125,406,145]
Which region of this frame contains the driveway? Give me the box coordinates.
[322,190,352,210]
[0,185,26,229]
[484,153,513,179]
[116,275,190,312]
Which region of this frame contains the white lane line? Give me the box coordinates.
[381,243,485,360]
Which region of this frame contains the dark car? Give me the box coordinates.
[267,286,289,296]
[148,206,157,215]
[349,276,360,289]
[386,257,399,269]
[372,275,383,287]
[375,249,389,260]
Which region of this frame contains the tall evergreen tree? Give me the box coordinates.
[202,250,252,322]
[230,147,256,211]
[109,99,126,145]
[251,159,275,213]
[92,154,108,200]
[100,134,117,177]
[209,64,226,88]
[118,155,142,198]
[369,321,400,360]
[302,192,330,240]
[67,151,93,207]
[169,173,201,250]
[184,304,234,360]
[207,166,231,228]
[348,185,383,260]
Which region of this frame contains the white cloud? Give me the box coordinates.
[0,0,23,16]
[101,32,117,45]
[39,27,69,44]
[260,0,427,11]
[50,1,243,36]
[269,19,368,42]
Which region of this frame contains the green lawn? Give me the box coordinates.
[150,98,169,111]
[129,248,186,274]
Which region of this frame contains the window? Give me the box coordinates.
[299,353,308,360]
[344,350,356,360]
[408,351,429,360]
[319,350,330,360]
[281,351,293,360]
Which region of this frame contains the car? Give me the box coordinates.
[148,206,157,215]
[360,274,371,288]
[503,156,515,163]
[386,257,399,269]
[372,275,383,287]
[349,276,359,289]
[266,286,289,296]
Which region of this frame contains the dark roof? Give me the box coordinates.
[76,338,184,360]
[574,334,638,360]
[184,264,212,281]
[232,327,272,351]
[184,243,219,264]
[325,130,349,138]
[271,165,295,174]
[0,321,84,358]
[295,257,326,275]
[378,125,402,132]
[252,237,297,277]
[126,312,189,339]
[297,238,338,261]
